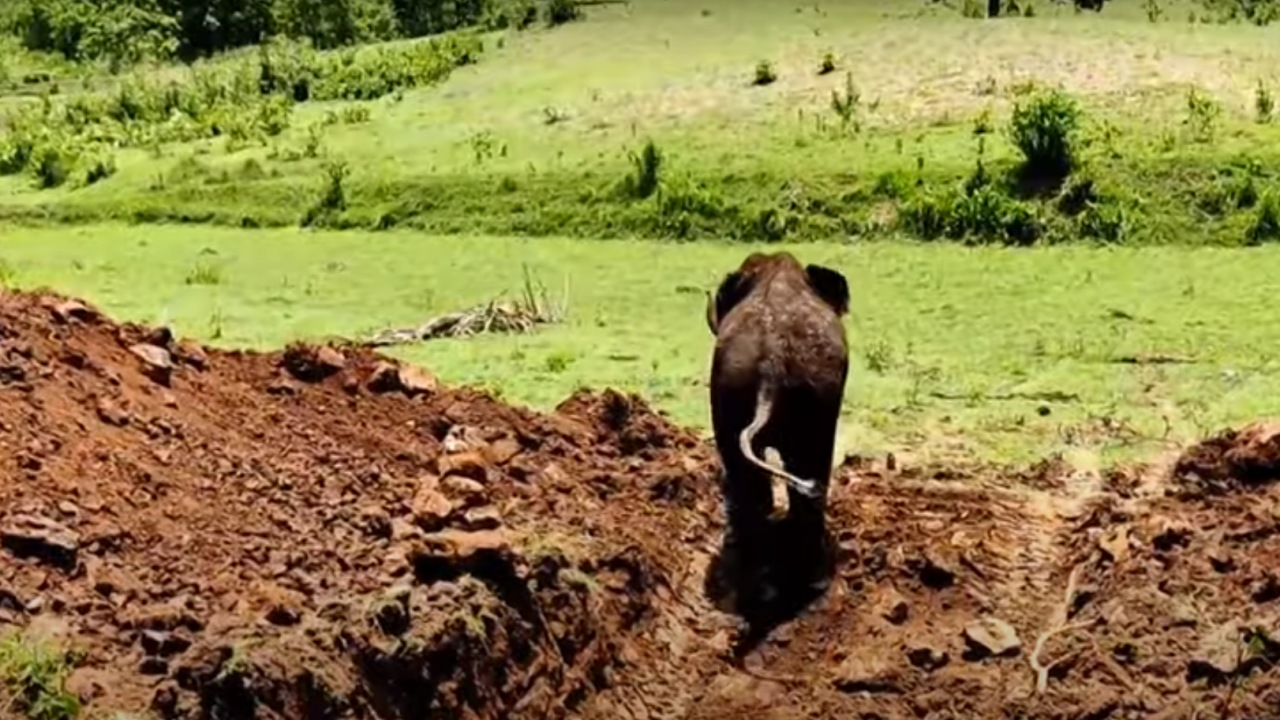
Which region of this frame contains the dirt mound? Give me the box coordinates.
[0,290,720,719]
[3,289,1280,720]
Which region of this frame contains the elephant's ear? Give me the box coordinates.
[806,264,849,316]
[706,271,750,334]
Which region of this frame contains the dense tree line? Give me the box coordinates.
[3,0,518,66]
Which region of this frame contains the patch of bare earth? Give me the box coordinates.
[2,290,1279,718]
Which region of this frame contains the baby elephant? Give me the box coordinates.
[705,251,850,600]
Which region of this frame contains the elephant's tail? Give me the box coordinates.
[738,382,821,499]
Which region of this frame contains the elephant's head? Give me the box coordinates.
[705,252,849,334]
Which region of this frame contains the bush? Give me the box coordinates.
[1257,79,1274,124]
[1247,191,1280,245]
[753,60,777,86]
[1184,87,1221,143]
[6,0,500,63]
[0,32,480,188]
[818,51,836,75]
[900,183,1041,246]
[1009,88,1082,182]
[620,140,662,200]
[544,0,581,26]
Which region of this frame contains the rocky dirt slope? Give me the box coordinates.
[1,290,1279,719]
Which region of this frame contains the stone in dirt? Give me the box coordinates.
[396,365,438,396]
[441,476,487,503]
[1,514,80,570]
[460,506,503,531]
[831,655,902,694]
[874,588,909,625]
[173,340,208,370]
[411,481,454,532]
[438,451,490,483]
[282,343,346,382]
[367,361,436,396]
[963,617,1021,659]
[1187,621,1244,681]
[129,344,173,385]
[49,299,98,323]
[906,646,949,672]
[95,397,130,427]
[484,437,522,466]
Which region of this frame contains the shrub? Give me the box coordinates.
[0,32,480,190]
[1247,191,1280,245]
[818,51,836,75]
[620,139,662,200]
[1184,86,1221,143]
[1144,0,1164,21]
[303,158,351,226]
[1257,79,1275,124]
[753,60,777,86]
[1008,88,1082,181]
[830,72,860,131]
[545,0,581,26]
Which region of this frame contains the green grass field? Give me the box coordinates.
[4,223,1280,466]
[4,0,1280,469]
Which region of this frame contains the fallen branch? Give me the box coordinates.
[1029,563,1091,694]
[365,265,567,346]
[1111,354,1194,365]
[929,390,1081,403]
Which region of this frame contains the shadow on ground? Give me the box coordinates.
[702,515,837,657]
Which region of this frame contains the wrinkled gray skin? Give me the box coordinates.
[705,251,850,593]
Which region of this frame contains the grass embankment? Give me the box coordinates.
[3,224,1278,464]
[4,0,1280,246]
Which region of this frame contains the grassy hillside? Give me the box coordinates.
[4,0,1280,467]
[3,0,1280,245]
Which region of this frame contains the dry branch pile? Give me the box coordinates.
[365,266,567,346]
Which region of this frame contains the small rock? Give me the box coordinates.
[963,617,1021,659]
[1099,526,1130,564]
[1187,621,1243,682]
[411,483,454,532]
[253,582,305,626]
[913,552,955,590]
[460,506,502,531]
[831,655,901,694]
[267,377,300,396]
[397,365,438,396]
[442,425,481,454]
[484,437,522,466]
[1207,546,1235,573]
[138,657,169,676]
[1153,522,1192,552]
[173,341,208,370]
[875,588,909,625]
[366,362,403,393]
[438,452,489,483]
[129,344,174,386]
[418,529,510,561]
[315,346,346,374]
[140,630,190,657]
[1252,573,1280,604]
[906,646,949,672]
[95,397,130,427]
[1167,598,1199,628]
[143,327,173,348]
[1,514,79,570]
[441,476,487,503]
[50,300,98,323]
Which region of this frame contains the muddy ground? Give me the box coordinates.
[2,289,1280,719]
